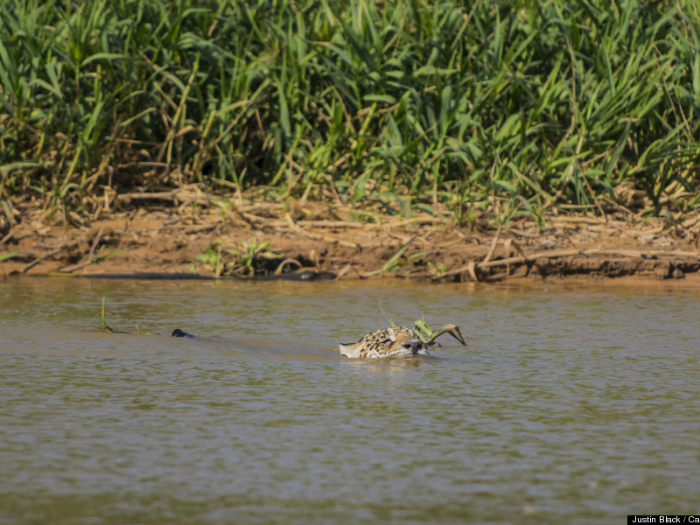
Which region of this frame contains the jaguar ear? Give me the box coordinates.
[339,342,363,358]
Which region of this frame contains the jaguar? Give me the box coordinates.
[338,326,429,358]
[172,326,431,359]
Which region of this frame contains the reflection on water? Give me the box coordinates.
[1,277,699,524]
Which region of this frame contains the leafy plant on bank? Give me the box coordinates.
[194,238,282,276]
[195,239,225,277]
[0,0,699,223]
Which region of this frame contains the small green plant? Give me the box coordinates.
[196,239,225,277]
[428,261,448,276]
[0,252,22,262]
[220,201,234,223]
[92,247,130,264]
[134,323,152,336]
[381,307,396,328]
[86,295,114,333]
[228,239,281,276]
[194,238,282,276]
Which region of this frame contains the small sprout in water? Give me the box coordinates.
[134,323,152,336]
[86,295,114,333]
[381,306,397,328]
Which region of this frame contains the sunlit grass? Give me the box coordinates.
[1,0,699,222]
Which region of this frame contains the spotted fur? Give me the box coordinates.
[339,327,429,358]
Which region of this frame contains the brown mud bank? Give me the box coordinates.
[2,191,700,286]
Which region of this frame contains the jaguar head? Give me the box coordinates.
[339,327,429,358]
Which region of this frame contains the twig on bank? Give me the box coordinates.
[61,260,93,274]
[115,191,212,206]
[88,227,104,261]
[295,220,366,229]
[335,264,361,280]
[182,223,218,234]
[0,228,15,245]
[482,224,502,265]
[116,191,179,203]
[549,216,610,225]
[583,249,700,259]
[61,247,131,274]
[432,247,700,281]
[274,258,302,275]
[361,236,416,277]
[285,214,359,248]
[21,243,78,273]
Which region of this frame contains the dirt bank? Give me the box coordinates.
[2,188,700,285]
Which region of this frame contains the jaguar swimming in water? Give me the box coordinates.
[338,327,429,358]
[173,326,431,359]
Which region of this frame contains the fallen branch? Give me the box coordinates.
[481,224,502,265]
[433,247,700,280]
[115,191,212,206]
[361,236,416,277]
[0,228,15,245]
[182,223,218,234]
[285,214,359,248]
[21,243,78,273]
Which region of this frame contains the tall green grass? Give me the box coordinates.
[1,0,699,224]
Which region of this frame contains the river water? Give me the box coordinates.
[0,277,698,524]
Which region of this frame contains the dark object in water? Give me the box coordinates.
[172,329,197,338]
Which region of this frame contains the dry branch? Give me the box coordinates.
[21,243,78,273]
[433,246,700,281]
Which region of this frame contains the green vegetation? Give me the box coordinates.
[192,238,282,276]
[86,294,114,332]
[193,240,226,277]
[86,296,153,334]
[1,0,699,226]
[413,317,466,347]
[384,311,467,346]
[0,252,22,261]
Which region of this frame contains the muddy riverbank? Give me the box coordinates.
[2,190,700,285]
